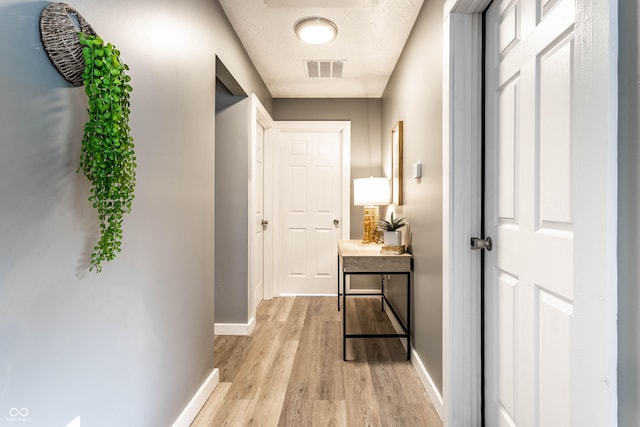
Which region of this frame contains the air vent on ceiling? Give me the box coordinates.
[304,60,345,79]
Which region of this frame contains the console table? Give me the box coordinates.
[337,240,413,361]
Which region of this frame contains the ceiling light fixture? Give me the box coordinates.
[294,17,338,45]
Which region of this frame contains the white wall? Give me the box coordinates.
[617,0,640,424]
[0,0,270,425]
[381,0,444,393]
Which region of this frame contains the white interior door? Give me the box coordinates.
[250,95,274,322]
[253,122,265,309]
[275,122,350,295]
[484,0,617,426]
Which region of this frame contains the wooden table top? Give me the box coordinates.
[338,240,412,273]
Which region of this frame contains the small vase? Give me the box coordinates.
[383,231,402,246]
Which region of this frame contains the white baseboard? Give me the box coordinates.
[279,293,336,297]
[384,306,408,351]
[410,346,444,421]
[344,288,381,294]
[171,368,219,427]
[65,416,81,427]
[384,309,444,421]
[277,293,381,297]
[214,317,255,336]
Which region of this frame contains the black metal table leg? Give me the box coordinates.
[337,253,341,311]
[340,267,411,363]
[407,271,411,360]
[343,271,347,361]
[381,274,385,312]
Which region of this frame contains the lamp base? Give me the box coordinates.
[361,205,382,244]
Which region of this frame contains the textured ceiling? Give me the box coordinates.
[219,0,424,98]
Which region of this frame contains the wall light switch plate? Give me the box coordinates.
[412,162,422,178]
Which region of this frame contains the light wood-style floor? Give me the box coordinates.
[192,296,442,426]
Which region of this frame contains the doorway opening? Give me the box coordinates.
[214,57,251,332]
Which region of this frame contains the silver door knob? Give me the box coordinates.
[470,236,493,251]
[333,219,339,226]
[261,219,269,227]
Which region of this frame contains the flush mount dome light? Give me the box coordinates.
[294,17,338,45]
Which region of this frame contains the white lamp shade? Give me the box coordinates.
[354,177,390,206]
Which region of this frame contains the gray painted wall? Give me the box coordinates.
[617,0,640,424]
[0,0,270,425]
[381,0,444,393]
[214,87,250,324]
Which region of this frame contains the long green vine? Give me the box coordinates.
[79,33,135,272]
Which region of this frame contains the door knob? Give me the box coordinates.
[333,219,340,226]
[470,236,493,251]
[261,219,269,227]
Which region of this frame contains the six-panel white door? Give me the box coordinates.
[277,125,346,295]
[484,0,617,425]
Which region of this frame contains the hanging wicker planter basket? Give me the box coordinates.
[40,3,98,86]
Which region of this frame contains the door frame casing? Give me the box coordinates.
[272,121,351,297]
[442,1,489,425]
[249,95,275,322]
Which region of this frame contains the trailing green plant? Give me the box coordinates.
[78,33,135,272]
[379,212,407,231]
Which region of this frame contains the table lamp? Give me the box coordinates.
[354,177,390,243]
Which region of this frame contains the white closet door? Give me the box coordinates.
[484,0,617,425]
